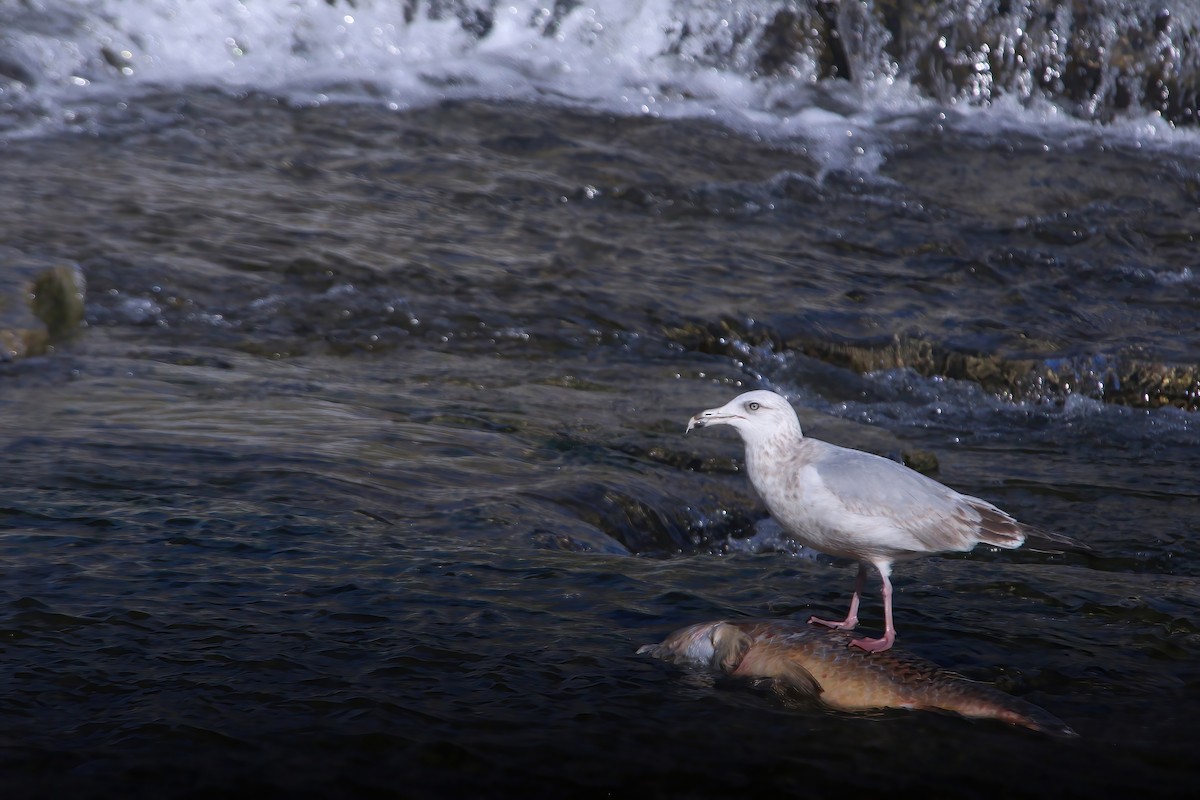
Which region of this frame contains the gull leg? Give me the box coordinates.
[850,561,896,653]
[808,562,867,631]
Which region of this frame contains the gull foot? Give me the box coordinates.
[848,633,895,653]
[808,614,858,631]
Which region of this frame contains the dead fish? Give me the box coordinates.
[638,619,1076,736]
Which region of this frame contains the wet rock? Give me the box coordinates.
[700,1,1200,126]
[665,318,1200,411]
[902,449,940,475]
[527,527,631,556]
[30,265,87,339]
[640,444,741,475]
[1,264,86,361]
[896,0,1200,126]
[539,479,759,558]
[756,4,852,81]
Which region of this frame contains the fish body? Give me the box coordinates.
[639,619,1075,736]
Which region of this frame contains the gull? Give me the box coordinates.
[687,389,1050,653]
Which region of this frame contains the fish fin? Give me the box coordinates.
[771,660,823,700]
[728,638,824,699]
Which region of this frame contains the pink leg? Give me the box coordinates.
[849,561,896,653]
[808,562,867,631]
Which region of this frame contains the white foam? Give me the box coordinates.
[722,517,823,558]
[818,365,1199,446]
[1119,265,1196,286]
[3,0,1199,167]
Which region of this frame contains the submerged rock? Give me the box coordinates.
[666,318,1200,411]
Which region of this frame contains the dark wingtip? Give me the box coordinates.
[1029,526,1094,554]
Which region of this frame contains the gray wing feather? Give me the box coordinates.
[809,443,1025,551]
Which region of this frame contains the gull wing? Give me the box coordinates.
[806,442,1025,552]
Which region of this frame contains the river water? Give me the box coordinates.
[1,2,1199,798]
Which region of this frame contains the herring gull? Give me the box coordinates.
[686,389,1053,653]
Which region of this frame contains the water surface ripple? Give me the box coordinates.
[2,93,1199,798]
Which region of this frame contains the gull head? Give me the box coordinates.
[685,390,803,446]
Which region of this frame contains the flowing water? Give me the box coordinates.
[1,2,1199,798]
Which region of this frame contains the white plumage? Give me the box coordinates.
[687,389,1032,653]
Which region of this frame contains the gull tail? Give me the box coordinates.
[970,500,1092,556]
[1022,524,1094,556]
[971,501,1028,549]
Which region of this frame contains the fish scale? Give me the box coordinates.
[640,619,1076,737]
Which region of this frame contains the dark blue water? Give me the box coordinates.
[2,2,1200,796]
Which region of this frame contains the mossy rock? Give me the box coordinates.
[1,265,86,360]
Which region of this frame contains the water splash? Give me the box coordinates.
[4,1,1199,161]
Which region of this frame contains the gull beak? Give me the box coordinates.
[685,405,739,434]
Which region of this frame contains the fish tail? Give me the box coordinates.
[995,701,1078,737]
[934,680,1077,737]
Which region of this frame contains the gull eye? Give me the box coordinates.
[747,401,760,411]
